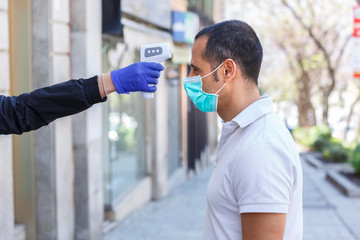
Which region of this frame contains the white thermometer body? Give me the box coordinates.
[140,43,171,99]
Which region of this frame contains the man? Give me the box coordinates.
[183,20,303,239]
[0,62,163,135]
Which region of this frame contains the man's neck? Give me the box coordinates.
[218,87,260,122]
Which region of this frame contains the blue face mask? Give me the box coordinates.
[183,62,227,112]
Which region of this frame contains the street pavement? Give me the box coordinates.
[104,154,360,240]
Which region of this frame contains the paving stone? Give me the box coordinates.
[104,156,360,240]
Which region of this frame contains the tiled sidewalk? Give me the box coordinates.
[302,154,360,240]
[104,156,360,240]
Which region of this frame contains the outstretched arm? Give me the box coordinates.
[0,62,164,135]
[0,76,103,135]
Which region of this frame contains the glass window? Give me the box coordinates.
[102,39,146,205]
[107,93,146,202]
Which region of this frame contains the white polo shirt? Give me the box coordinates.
[203,96,303,240]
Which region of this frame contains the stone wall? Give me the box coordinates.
[0,0,15,239]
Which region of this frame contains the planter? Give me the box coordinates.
[303,152,352,171]
[326,170,360,197]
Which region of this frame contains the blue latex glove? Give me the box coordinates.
[111,62,164,94]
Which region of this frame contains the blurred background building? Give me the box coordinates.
[0,0,225,239]
[2,0,360,240]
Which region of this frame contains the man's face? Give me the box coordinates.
[189,36,224,94]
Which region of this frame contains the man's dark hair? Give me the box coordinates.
[195,20,263,85]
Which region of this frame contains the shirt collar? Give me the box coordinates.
[232,96,273,128]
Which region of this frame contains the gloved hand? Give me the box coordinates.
[111,62,164,94]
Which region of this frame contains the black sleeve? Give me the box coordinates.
[0,76,106,135]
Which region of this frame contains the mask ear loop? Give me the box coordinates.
[201,62,225,79]
[215,82,228,95]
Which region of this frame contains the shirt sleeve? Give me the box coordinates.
[229,140,295,214]
[0,76,105,135]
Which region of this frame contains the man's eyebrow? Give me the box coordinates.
[191,64,199,69]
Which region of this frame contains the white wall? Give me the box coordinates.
[0,1,15,239]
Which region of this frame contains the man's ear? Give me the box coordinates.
[223,58,237,82]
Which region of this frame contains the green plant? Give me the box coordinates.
[317,138,348,163]
[328,143,348,162]
[322,148,332,159]
[351,143,360,175]
[291,127,310,146]
[292,125,349,162]
[312,135,331,152]
[292,125,332,148]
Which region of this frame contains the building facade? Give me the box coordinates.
[0,0,222,239]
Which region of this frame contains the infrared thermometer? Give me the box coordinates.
[140,43,172,99]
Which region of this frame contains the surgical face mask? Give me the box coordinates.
[183,62,227,112]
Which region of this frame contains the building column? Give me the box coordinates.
[152,60,169,200]
[71,0,104,239]
[0,0,14,239]
[32,0,74,239]
[0,136,14,240]
[179,64,189,169]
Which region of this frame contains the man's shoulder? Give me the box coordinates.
[243,111,293,145]
[230,114,298,164]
